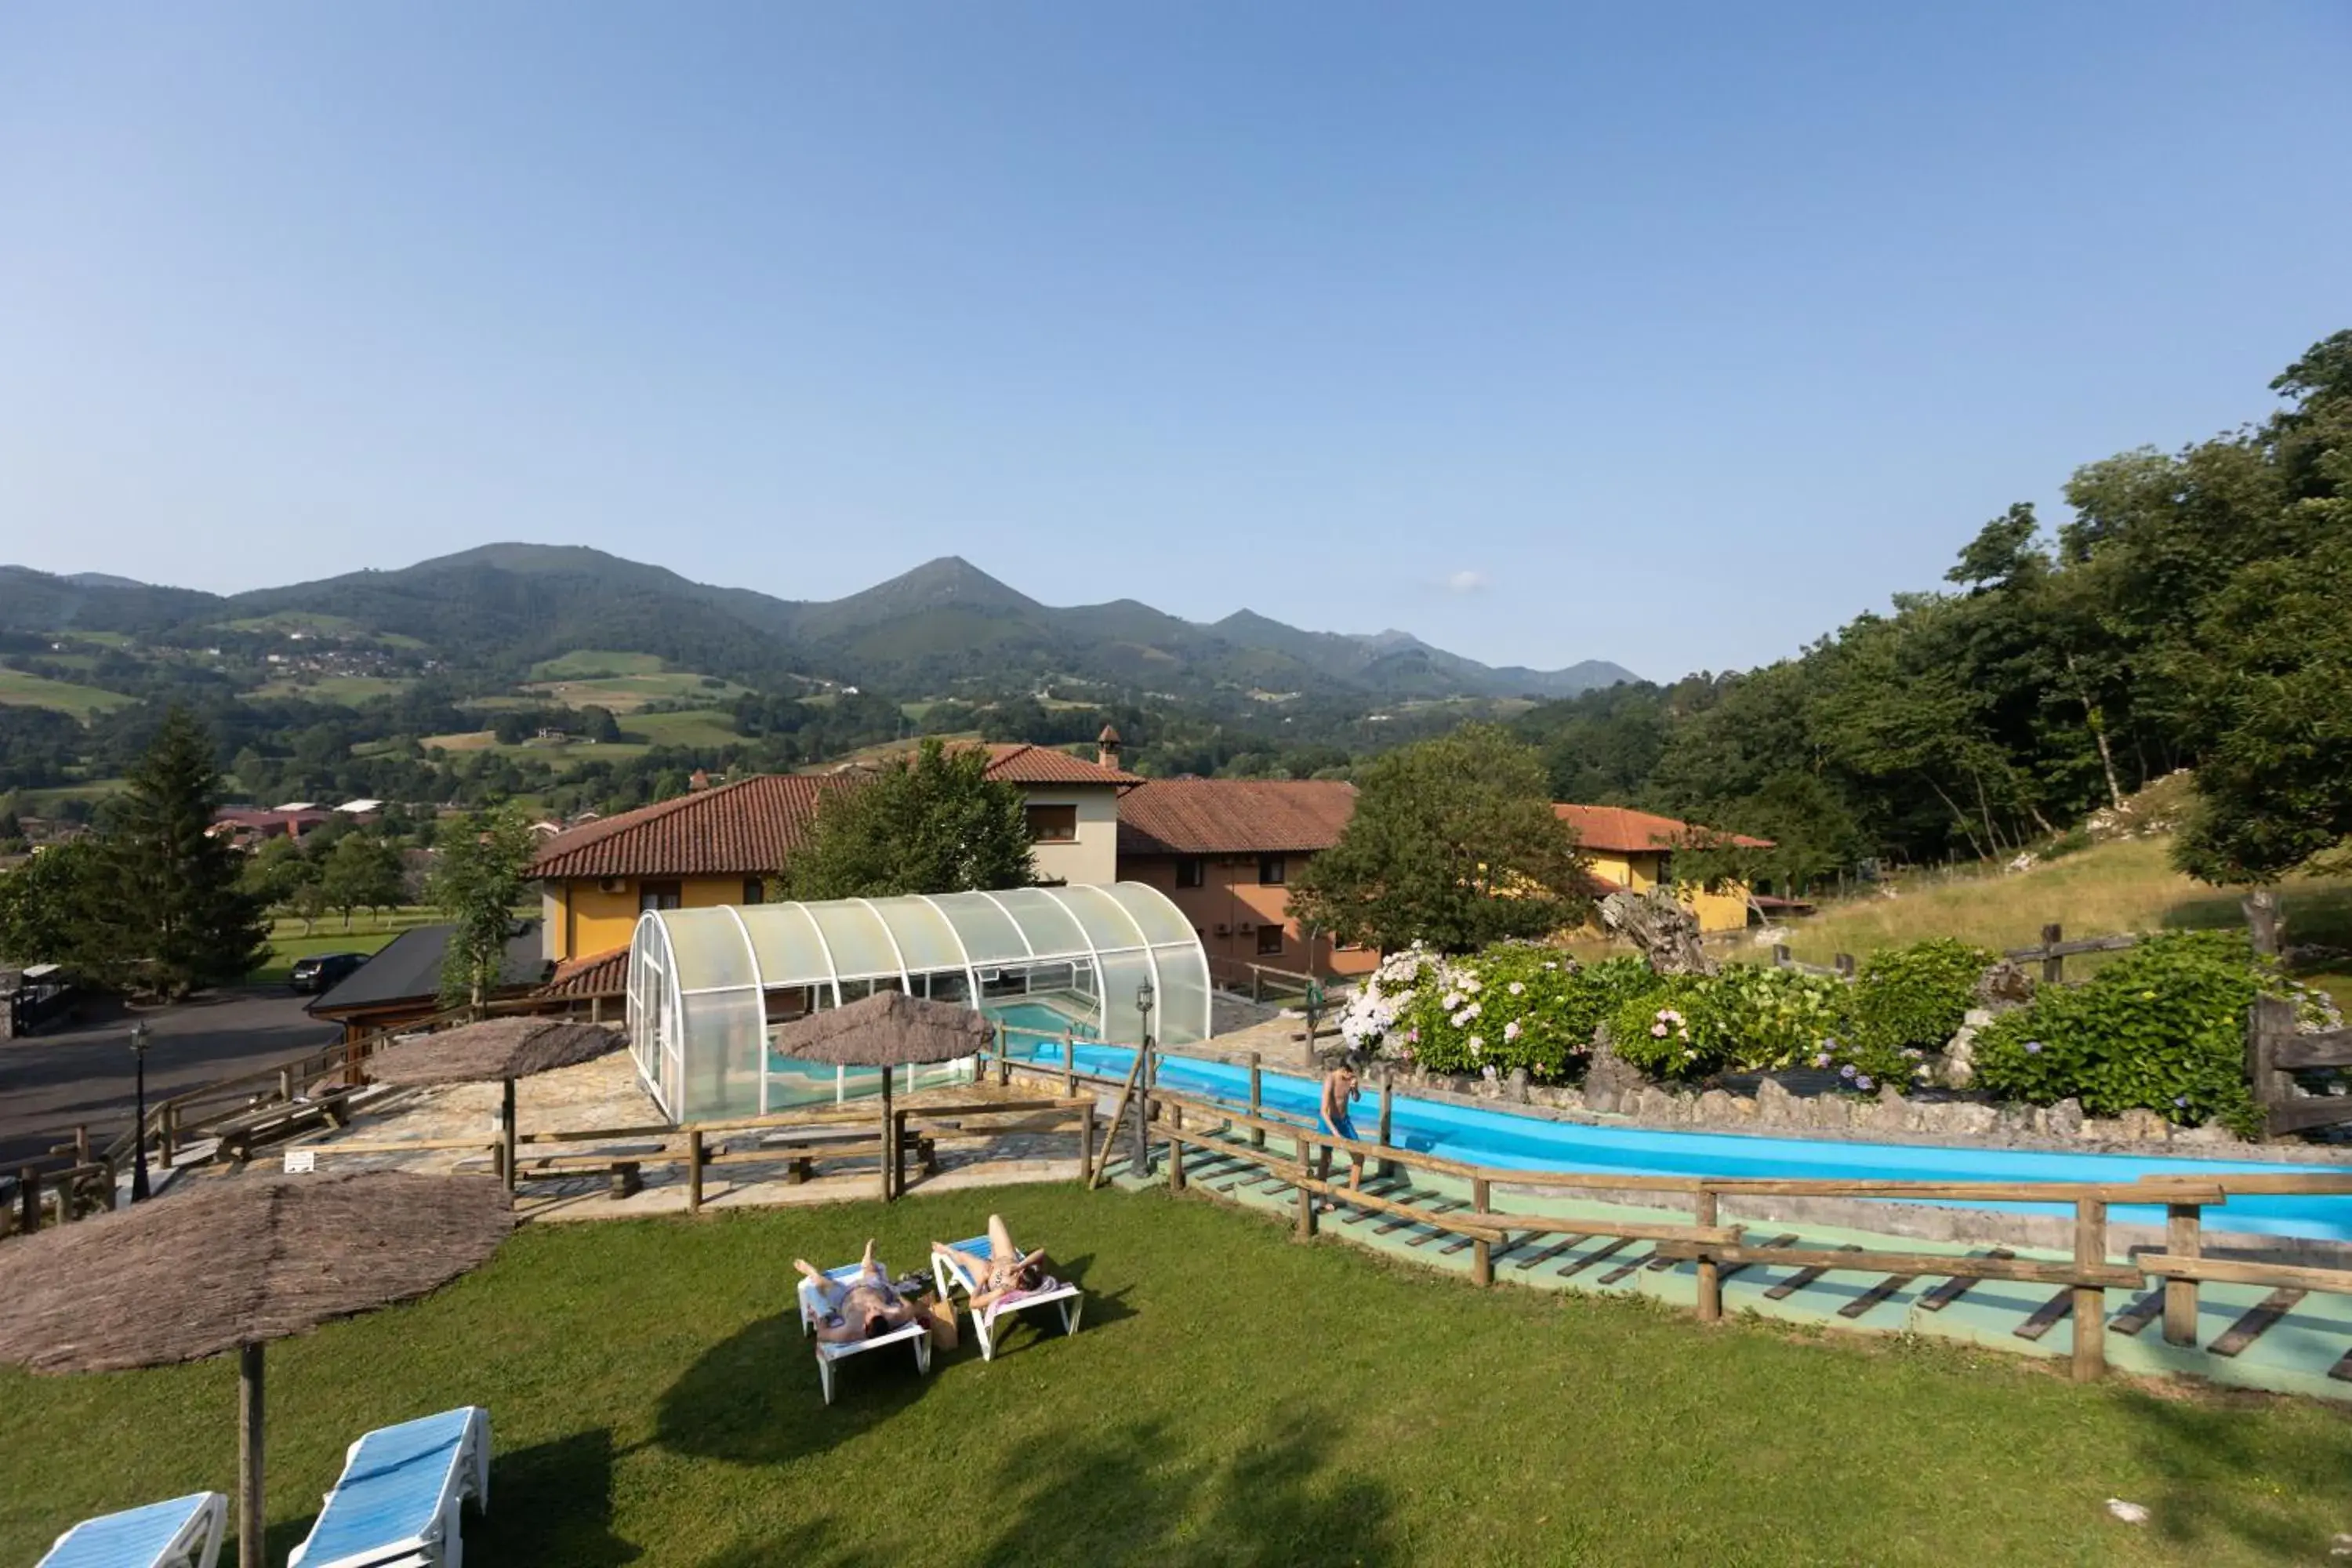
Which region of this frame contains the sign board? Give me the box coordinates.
[281,1149,316,1174]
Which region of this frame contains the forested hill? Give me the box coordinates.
[0,549,1635,706]
[1512,329,2352,891]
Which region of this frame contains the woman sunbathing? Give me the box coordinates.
[932,1214,1051,1312]
[795,1239,920,1345]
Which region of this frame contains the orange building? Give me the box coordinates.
[1114,779,1374,982]
[1552,804,1773,933]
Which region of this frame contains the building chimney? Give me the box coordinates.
[688,768,710,792]
[1096,724,1122,769]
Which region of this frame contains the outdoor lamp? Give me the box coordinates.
[129,1020,153,1202]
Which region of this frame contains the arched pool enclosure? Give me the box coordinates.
[626,883,1211,1120]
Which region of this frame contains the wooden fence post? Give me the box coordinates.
[2246,995,2297,1139]
[687,1127,705,1214]
[1695,1189,1722,1322]
[997,1022,1011,1087]
[1834,953,1856,980]
[1062,1029,1076,1099]
[1471,1176,1492,1287]
[1248,1053,1265,1148]
[2042,923,2065,987]
[2072,1196,2107,1382]
[16,1167,37,1235]
[160,1103,177,1166]
[500,1077,518,1196]
[1168,1102,1185,1192]
[1077,1098,1094,1183]
[2162,1203,2201,1347]
[1772,944,1791,969]
[1377,1073,1396,1180]
[278,1068,294,1104]
[1296,1138,1317,1242]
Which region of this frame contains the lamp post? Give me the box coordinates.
[129,1020,152,1202]
[1131,978,1156,1176]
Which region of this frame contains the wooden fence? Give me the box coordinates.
[985,1047,2352,1385]
[2249,995,2352,1138]
[1769,920,2141,982]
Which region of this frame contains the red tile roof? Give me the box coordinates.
[1116,779,1359,856]
[528,774,848,880]
[535,945,630,997]
[975,742,1141,786]
[1552,804,1773,855]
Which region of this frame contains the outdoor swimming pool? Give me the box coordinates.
[1003,1037,2352,1243]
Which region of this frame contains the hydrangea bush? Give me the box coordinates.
[1335,944,1654,1083]
[1850,938,1994,1055]
[1971,931,2288,1134]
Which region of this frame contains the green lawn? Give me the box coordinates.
[529,649,669,680]
[246,906,484,982]
[5,1187,2347,1566]
[0,666,136,717]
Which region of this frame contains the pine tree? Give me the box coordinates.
[103,707,270,997]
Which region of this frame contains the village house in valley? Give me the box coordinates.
[1114,778,1374,981]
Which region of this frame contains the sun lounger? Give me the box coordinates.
[288,1406,490,1568]
[39,1492,227,1568]
[931,1234,1084,1361]
[797,1261,932,1404]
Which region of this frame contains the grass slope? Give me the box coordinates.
[1777,837,2352,1004]
[0,667,136,717]
[245,675,415,704]
[5,1187,2346,1566]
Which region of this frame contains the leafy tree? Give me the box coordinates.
[430,805,536,1007]
[321,832,405,931]
[0,838,111,969]
[779,739,1034,899]
[1290,725,1590,953]
[100,706,270,996]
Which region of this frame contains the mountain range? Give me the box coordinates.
[0,546,1637,706]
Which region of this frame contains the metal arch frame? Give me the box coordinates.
[1050,883,1163,1047]
[850,898,915,995]
[721,904,773,1115]
[1099,881,1211,1041]
[1022,884,1113,1039]
[786,900,845,1009]
[971,889,1038,957]
[913,893,985,1011]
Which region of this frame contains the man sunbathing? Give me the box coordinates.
[932,1214,1051,1312]
[795,1239,920,1345]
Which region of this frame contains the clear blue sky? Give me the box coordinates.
[4,5,2347,678]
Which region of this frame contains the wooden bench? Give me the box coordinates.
[752,1126,937,1184]
[215,1091,354,1163]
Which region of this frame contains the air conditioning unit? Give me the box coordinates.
[1236,921,1255,934]
[1213,924,1231,938]
[598,878,626,895]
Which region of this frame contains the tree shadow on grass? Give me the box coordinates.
[971,1402,1399,1567]
[2118,1386,2352,1560]
[656,1310,931,1467]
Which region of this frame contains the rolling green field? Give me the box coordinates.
[527,649,669,680]
[4,1186,2346,1566]
[246,674,416,704]
[218,613,427,648]
[0,667,136,717]
[523,673,753,712]
[9,779,131,810]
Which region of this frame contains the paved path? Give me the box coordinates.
[0,987,337,1166]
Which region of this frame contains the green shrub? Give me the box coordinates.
[1372,947,1662,1083]
[1851,938,1993,1054]
[2039,826,2092,861]
[1705,964,1854,1071]
[1973,931,2282,1133]
[1606,978,1720,1080]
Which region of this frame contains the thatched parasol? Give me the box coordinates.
[771,991,996,1202]
[0,1171,512,1568]
[769,989,994,1067]
[368,1018,623,1191]
[368,1018,622,1087]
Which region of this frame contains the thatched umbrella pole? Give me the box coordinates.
[877,1065,894,1202]
[238,1342,265,1568]
[501,1076,518,1195]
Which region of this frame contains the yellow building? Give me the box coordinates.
[1552,804,1769,934]
[528,743,1141,967]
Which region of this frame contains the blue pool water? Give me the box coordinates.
[1006,1038,2352,1243]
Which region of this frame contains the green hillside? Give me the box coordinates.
[0,667,137,717]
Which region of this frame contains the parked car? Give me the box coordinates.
[289,952,371,994]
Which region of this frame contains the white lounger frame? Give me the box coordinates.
[289,1406,490,1568]
[40,1491,227,1568]
[797,1271,932,1404]
[931,1250,1083,1362]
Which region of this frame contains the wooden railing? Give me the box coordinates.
[982,1047,2352,1385]
[2249,995,2352,1138]
[1770,920,2140,983]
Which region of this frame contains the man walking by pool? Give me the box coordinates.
[1316,1056,1365,1210]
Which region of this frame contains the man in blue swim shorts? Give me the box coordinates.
[1316,1057,1365,1210]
